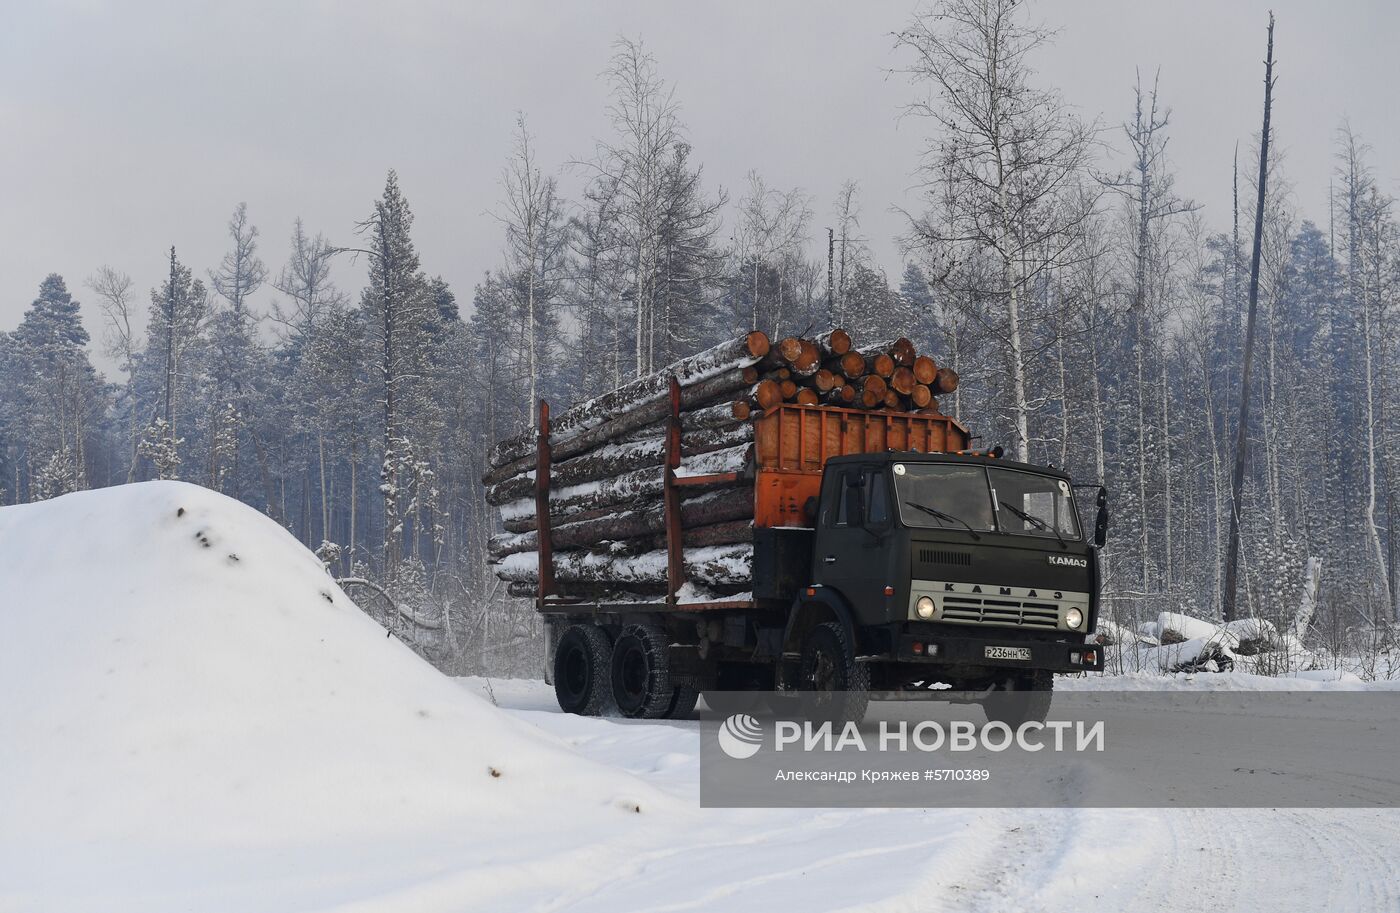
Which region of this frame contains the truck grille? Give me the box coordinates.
[939,595,1061,629]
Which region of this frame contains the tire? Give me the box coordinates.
[664,684,699,719]
[610,623,674,719]
[798,622,870,724]
[553,624,612,716]
[982,670,1053,726]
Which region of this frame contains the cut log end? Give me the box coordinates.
[859,374,888,400]
[791,340,821,375]
[839,351,866,379]
[745,330,771,359]
[868,353,895,378]
[890,366,916,396]
[933,367,960,395]
[913,355,937,386]
[754,379,783,411]
[890,337,916,367]
[778,336,804,364]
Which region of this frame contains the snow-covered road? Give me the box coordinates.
[461,678,1400,913]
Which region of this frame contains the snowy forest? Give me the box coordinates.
[3,1,1397,675]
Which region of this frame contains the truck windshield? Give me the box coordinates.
[988,467,1081,539]
[893,464,996,532]
[893,463,1081,540]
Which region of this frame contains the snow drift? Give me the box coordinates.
[0,482,665,912]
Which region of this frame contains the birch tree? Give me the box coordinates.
[86,266,142,483]
[497,115,569,425]
[734,171,812,335]
[898,0,1097,461]
[583,37,682,377]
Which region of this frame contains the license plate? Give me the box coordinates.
[984,645,1031,661]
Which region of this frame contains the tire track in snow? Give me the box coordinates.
[1268,809,1400,912]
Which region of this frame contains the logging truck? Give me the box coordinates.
[485,330,1109,723]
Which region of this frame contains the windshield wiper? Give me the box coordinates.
[904,501,981,540]
[999,499,1066,547]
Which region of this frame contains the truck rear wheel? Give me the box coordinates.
[982,671,1053,726]
[798,622,870,724]
[553,624,612,716]
[665,685,699,719]
[610,624,674,719]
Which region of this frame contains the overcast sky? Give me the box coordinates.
[3,0,1396,369]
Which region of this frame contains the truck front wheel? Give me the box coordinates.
[610,624,675,719]
[553,624,612,716]
[981,671,1053,726]
[799,622,870,723]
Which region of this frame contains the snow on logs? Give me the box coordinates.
[484,328,958,601]
[497,543,754,588]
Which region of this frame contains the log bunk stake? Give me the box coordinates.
[663,377,684,609]
[533,399,557,610]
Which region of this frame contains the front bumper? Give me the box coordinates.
[892,629,1104,673]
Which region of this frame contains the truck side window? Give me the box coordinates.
[833,472,856,526]
[865,469,889,526]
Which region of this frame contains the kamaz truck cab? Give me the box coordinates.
[784,450,1107,722]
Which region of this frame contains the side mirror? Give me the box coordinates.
[1093,487,1109,548]
[844,484,865,528]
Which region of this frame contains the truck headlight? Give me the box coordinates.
[1065,607,1084,630]
[915,596,936,619]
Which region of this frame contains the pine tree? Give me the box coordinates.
[4,275,104,500]
[356,170,436,577]
[145,248,207,477]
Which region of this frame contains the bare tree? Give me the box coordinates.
[898,0,1099,461]
[272,218,345,341]
[1334,122,1393,621]
[209,202,268,317]
[579,36,683,377]
[86,266,141,482]
[1223,12,1277,622]
[1100,71,1198,594]
[735,171,812,333]
[833,180,865,324]
[498,114,569,424]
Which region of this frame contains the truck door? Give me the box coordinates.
[814,465,894,621]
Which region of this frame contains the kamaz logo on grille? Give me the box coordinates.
[1048,555,1087,568]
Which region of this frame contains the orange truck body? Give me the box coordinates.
[750,404,972,528]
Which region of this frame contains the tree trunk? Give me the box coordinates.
[482,366,762,485]
[494,485,755,548]
[497,543,753,587]
[1223,13,1276,622]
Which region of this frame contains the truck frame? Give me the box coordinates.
[536,377,1108,723]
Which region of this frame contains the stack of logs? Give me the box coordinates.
[486,328,958,604]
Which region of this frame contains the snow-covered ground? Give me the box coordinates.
[4,482,1399,913]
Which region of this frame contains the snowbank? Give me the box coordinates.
[1097,610,1317,675]
[0,482,667,912]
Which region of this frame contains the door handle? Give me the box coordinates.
[823,555,838,564]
